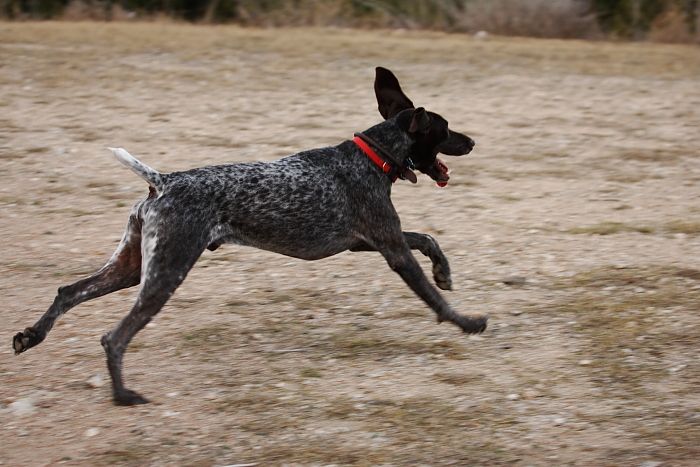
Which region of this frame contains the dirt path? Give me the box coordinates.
[1,23,699,466]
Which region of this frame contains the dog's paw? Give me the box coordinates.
[113,388,150,406]
[433,262,452,291]
[446,313,487,334]
[13,327,43,355]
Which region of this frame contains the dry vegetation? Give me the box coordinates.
[1,22,700,466]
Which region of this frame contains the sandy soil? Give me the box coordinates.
[1,23,699,466]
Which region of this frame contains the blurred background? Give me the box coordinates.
[1,1,699,465]
[2,0,699,42]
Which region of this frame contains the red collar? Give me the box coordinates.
[352,135,399,183]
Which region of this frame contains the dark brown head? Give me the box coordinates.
[374,67,475,185]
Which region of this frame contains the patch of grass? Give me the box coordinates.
[447,178,480,187]
[566,220,700,236]
[76,128,101,142]
[126,340,149,352]
[559,264,700,289]
[0,195,26,205]
[267,292,294,304]
[664,219,700,235]
[319,395,522,463]
[216,392,305,435]
[488,168,579,181]
[496,194,522,202]
[300,367,322,378]
[225,298,249,308]
[635,416,700,463]
[25,146,50,154]
[215,391,282,414]
[615,147,688,163]
[259,441,386,465]
[169,296,204,308]
[85,180,117,189]
[2,260,58,272]
[326,331,469,360]
[435,371,485,386]
[238,286,338,310]
[69,208,93,217]
[548,265,700,391]
[96,445,151,465]
[43,184,75,194]
[188,134,233,148]
[606,172,648,183]
[566,221,654,235]
[179,324,238,356]
[327,396,474,434]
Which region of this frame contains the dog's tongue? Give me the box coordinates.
[435,158,450,187]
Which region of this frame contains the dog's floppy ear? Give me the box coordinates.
[408,107,431,134]
[374,67,414,119]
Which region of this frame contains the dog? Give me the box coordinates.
[13,67,487,406]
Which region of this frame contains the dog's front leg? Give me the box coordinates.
[351,232,452,290]
[372,235,486,334]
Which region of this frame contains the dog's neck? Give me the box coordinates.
[353,119,418,184]
[360,120,414,166]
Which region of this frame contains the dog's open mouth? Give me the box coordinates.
[423,157,450,187]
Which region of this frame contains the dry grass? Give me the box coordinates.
[567,221,655,235]
[1,22,700,79]
[95,446,152,465]
[614,147,690,163]
[550,265,700,387]
[665,220,700,235]
[2,22,700,467]
[566,220,700,236]
[537,265,700,463]
[325,331,470,360]
[458,0,600,38]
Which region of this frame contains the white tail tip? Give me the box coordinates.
[107,146,162,189]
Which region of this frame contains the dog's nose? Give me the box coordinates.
[465,138,475,153]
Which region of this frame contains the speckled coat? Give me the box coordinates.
[13,67,487,406]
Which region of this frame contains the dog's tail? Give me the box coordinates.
[108,147,164,191]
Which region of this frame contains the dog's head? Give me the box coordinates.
[374,67,475,186]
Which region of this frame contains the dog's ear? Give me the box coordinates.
[437,130,475,156]
[408,107,432,134]
[374,67,414,119]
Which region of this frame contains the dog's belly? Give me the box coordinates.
[217,233,352,261]
[213,207,358,261]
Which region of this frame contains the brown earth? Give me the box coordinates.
[1,22,700,466]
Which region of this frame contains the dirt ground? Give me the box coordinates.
[1,23,699,466]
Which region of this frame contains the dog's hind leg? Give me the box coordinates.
[13,213,143,355]
[351,231,452,290]
[101,226,206,405]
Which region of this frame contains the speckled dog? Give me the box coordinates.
[13,67,487,406]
